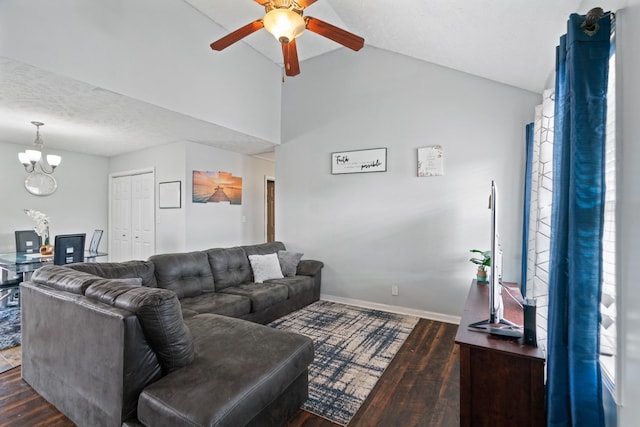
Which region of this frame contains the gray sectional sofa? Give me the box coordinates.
[20,241,323,427]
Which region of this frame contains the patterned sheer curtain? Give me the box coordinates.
[525,89,555,352]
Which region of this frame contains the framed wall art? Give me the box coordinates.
[331,148,387,174]
[417,145,444,177]
[159,181,181,209]
[192,170,243,205]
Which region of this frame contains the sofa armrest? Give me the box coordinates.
[296,259,324,276]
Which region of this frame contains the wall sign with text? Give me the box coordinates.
[331,148,387,174]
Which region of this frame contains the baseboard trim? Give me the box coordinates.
[320,294,461,325]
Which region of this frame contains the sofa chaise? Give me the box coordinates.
[20,241,323,427]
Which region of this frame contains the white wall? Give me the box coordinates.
[616,3,640,425]
[109,141,188,254]
[278,47,540,319]
[0,0,282,143]
[185,142,275,250]
[0,141,109,252]
[110,141,275,254]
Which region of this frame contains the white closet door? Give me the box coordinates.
[111,175,132,261]
[131,173,155,260]
[110,171,155,262]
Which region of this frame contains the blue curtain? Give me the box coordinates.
[546,13,611,427]
[521,122,534,296]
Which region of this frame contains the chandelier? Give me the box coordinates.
[18,121,61,174]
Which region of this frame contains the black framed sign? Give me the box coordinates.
[331,148,387,174]
[159,181,181,209]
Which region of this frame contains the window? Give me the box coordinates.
[600,44,616,387]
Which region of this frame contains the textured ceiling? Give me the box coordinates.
[1,0,623,159]
[0,58,275,158]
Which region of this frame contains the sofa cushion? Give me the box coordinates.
[277,250,304,277]
[180,292,251,318]
[205,247,252,289]
[149,251,214,298]
[85,279,143,305]
[266,275,315,299]
[296,259,325,276]
[219,283,289,313]
[68,260,157,287]
[137,313,313,427]
[248,253,284,283]
[31,265,102,294]
[113,287,194,373]
[242,241,286,257]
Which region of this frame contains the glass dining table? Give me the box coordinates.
[0,250,108,282]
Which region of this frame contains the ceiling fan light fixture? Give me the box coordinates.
[263,8,305,43]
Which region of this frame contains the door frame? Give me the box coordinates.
[108,167,155,261]
[264,175,275,242]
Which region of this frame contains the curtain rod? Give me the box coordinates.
[582,7,615,36]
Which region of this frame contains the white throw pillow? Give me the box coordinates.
[248,253,284,283]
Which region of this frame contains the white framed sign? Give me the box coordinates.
[417,145,444,177]
[331,148,387,174]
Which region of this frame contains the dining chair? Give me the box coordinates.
[15,230,42,254]
[1,230,40,305]
[88,229,103,253]
[54,234,86,265]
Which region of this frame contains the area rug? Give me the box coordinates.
[0,304,21,351]
[269,300,419,426]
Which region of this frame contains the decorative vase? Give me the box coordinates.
[40,231,53,255]
[476,268,488,283]
[40,244,54,255]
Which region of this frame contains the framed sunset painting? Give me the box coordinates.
[192,170,242,205]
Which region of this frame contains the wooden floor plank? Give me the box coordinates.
[0,319,460,427]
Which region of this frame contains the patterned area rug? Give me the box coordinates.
[269,300,419,426]
[0,304,21,351]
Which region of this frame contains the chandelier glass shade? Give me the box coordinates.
[263,8,306,43]
[18,121,61,174]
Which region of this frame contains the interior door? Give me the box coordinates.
[131,173,155,260]
[111,175,132,261]
[267,179,275,242]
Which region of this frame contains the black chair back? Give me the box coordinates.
[15,230,42,253]
[54,234,86,265]
[89,229,103,253]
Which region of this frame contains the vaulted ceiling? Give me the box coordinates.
[0,0,623,158]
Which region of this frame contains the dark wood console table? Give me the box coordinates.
[455,280,546,427]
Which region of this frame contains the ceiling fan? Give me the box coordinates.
[210,0,365,77]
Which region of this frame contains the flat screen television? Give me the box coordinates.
[469,180,523,338]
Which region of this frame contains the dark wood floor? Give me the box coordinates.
[0,319,460,427]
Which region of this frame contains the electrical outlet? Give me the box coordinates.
[391,285,399,296]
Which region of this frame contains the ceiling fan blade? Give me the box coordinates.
[210,20,264,51]
[282,39,301,76]
[297,0,318,8]
[305,17,364,51]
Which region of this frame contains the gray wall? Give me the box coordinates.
[277,47,540,321]
[0,141,109,252]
